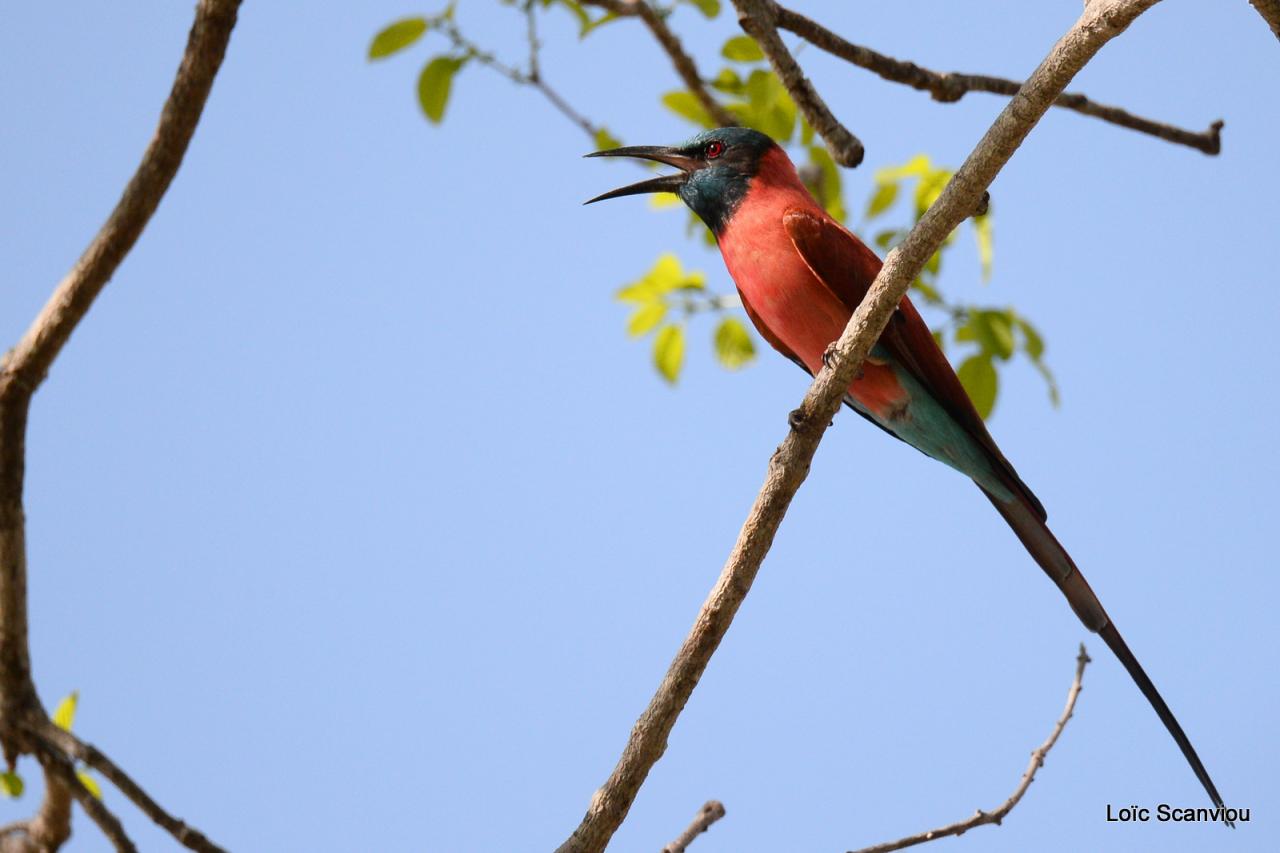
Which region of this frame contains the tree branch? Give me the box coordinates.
[849,646,1092,853]
[0,0,240,848]
[771,1,1221,155]
[556,2,1163,851]
[730,0,864,166]
[582,0,739,127]
[1249,0,1280,40]
[661,800,725,853]
[31,745,135,853]
[35,722,226,853]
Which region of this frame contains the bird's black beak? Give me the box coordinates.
[584,145,700,205]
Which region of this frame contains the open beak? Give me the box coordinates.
[584,145,700,204]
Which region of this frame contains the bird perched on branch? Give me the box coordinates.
[587,126,1226,815]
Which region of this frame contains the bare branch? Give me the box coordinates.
[583,0,738,127]
[730,0,864,166]
[0,0,239,848]
[0,762,73,853]
[1250,0,1280,40]
[31,745,136,853]
[662,800,726,853]
[556,2,1163,851]
[850,646,1092,853]
[38,723,226,853]
[772,1,1221,155]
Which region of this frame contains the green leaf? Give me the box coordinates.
[865,182,898,219]
[369,18,428,60]
[709,68,743,95]
[722,35,764,62]
[653,324,686,384]
[53,690,78,731]
[974,309,1015,360]
[593,127,622,151]
[683,0,721,18]
[580,10,620,36]
[554,0,592,35]
[973,211,994,281]
[956,354,997,419]
[661,91,714,128]
[77,771,102,800]
[713,317,756,369]
[873,228,901,250]
[807,146,845,221]
[616,254,704,302]
[1015,316,1045,360]
[914,168,951,217]
[417,55,466,124]
[0,772,22,798]
[874,154,932,184]
[911,278,942,304]
[627,302,667,337]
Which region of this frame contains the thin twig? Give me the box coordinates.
[850,645,1092,853]
[1250,0,1280,40]
[583,0,738,127]
[37,723,227,853]
[437,16,600,137]
[662,800,726,853]
[730,0,864,166]
[771,1,1222,155]
[555,2,1163,851]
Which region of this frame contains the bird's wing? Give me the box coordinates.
[782,208,1046,521]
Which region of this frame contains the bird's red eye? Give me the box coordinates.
[705,140,724,159]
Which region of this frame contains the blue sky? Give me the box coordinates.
[1,2,1276,850]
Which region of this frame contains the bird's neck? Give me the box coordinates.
[725,147,823,230]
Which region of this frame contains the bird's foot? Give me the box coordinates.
[822,343,838,370]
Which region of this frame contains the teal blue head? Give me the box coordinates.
[586,128,779,236]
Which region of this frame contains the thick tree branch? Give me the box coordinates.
[556,2,1162,851]
[731,0,864,166]
[0,763,72,853]
[36,723,227,853]
[1250,0,1280,39]
[661,800,725,853]
[849,646,1092,853]
[583,0,738,127]
[771,1,1221,155]
[0,0,239,849]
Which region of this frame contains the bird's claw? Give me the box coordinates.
[822,343,838,369]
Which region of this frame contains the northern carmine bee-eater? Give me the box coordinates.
[587,127,1225,812]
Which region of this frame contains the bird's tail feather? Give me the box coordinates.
[981,488,1228,818]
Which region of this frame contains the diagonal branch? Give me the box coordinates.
[36,723,227,853]
[731,0,864,166]
[582,0,738,127]
[849,646,1092,853]
[555,2,1164,851]
[662,800,726,853]
[1250,0,1280,39]
[771,1,1221,155]
[30,744,135,853]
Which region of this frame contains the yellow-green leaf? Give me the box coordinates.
[369,18,428,60]
[683,0,721,18]
[53,691,78,732]
[709,68,743,95]
[722,35,764,62]
[865,182,898,219]
[874,154,932,184]
[957,354,997,419]
[627,302,667,337]
[1016,316,1045,360]
[648,192,681,209]
[661,91,713,128]
[593,127,622,151]
[653,324,686,384]
[77,771,102,800]
[973,212,994,281]
[417,56,466,124]
[914,168,951,217]
[0,772,22,798]
[713,317,756,369]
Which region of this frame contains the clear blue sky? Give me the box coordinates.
[1,2,1276,850]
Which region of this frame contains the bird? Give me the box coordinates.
[586,126,1226,814]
